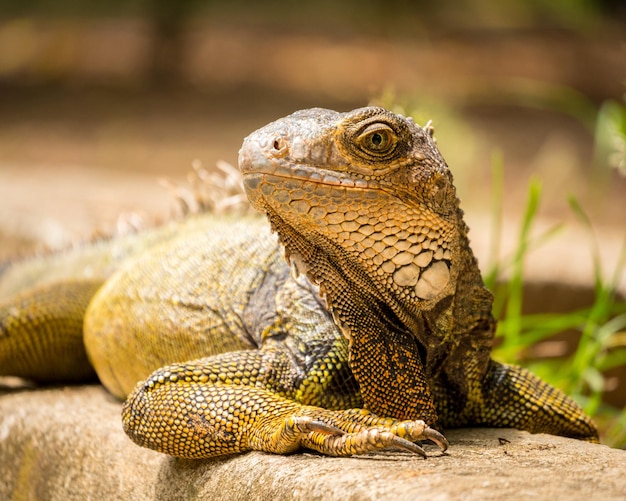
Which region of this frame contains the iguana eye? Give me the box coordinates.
[357,124,397,155]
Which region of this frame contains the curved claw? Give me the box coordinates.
[382,424,448,456]
[385,435,427,457]
[422,427,449,452]
[302,419,346,436]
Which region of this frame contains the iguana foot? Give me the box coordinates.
[275,415,448,457]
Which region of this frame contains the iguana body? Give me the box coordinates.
[0,107,597,459]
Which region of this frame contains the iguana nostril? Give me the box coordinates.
[272,137,286,152]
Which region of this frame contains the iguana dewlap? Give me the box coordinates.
[0,107,598,459]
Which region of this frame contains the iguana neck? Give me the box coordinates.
[261,187,472,343]
[264,204,439,422]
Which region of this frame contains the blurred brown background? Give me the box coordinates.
[1,0,624,251]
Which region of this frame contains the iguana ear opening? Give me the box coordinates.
[428,171,458,216]
[404,158,458,218]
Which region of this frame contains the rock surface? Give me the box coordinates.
[1,382,624,501]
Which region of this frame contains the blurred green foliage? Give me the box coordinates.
[483,101,626,448]
[489,175,626,448]
[595,98,626,177]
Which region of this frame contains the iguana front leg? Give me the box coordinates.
[122,350,448,458]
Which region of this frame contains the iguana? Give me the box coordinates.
[0,107,598,460]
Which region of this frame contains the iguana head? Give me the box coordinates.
[239,107,460,315]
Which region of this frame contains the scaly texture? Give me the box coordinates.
[0,107,597,460]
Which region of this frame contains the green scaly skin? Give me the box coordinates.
[0,107,597,460]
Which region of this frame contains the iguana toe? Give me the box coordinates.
[298,416,448,458]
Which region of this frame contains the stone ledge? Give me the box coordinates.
[1,384,624,501]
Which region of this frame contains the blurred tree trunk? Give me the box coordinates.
[147,0,202,86]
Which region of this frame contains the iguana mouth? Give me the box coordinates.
[241,164,376,189]
[239,139,389,200]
